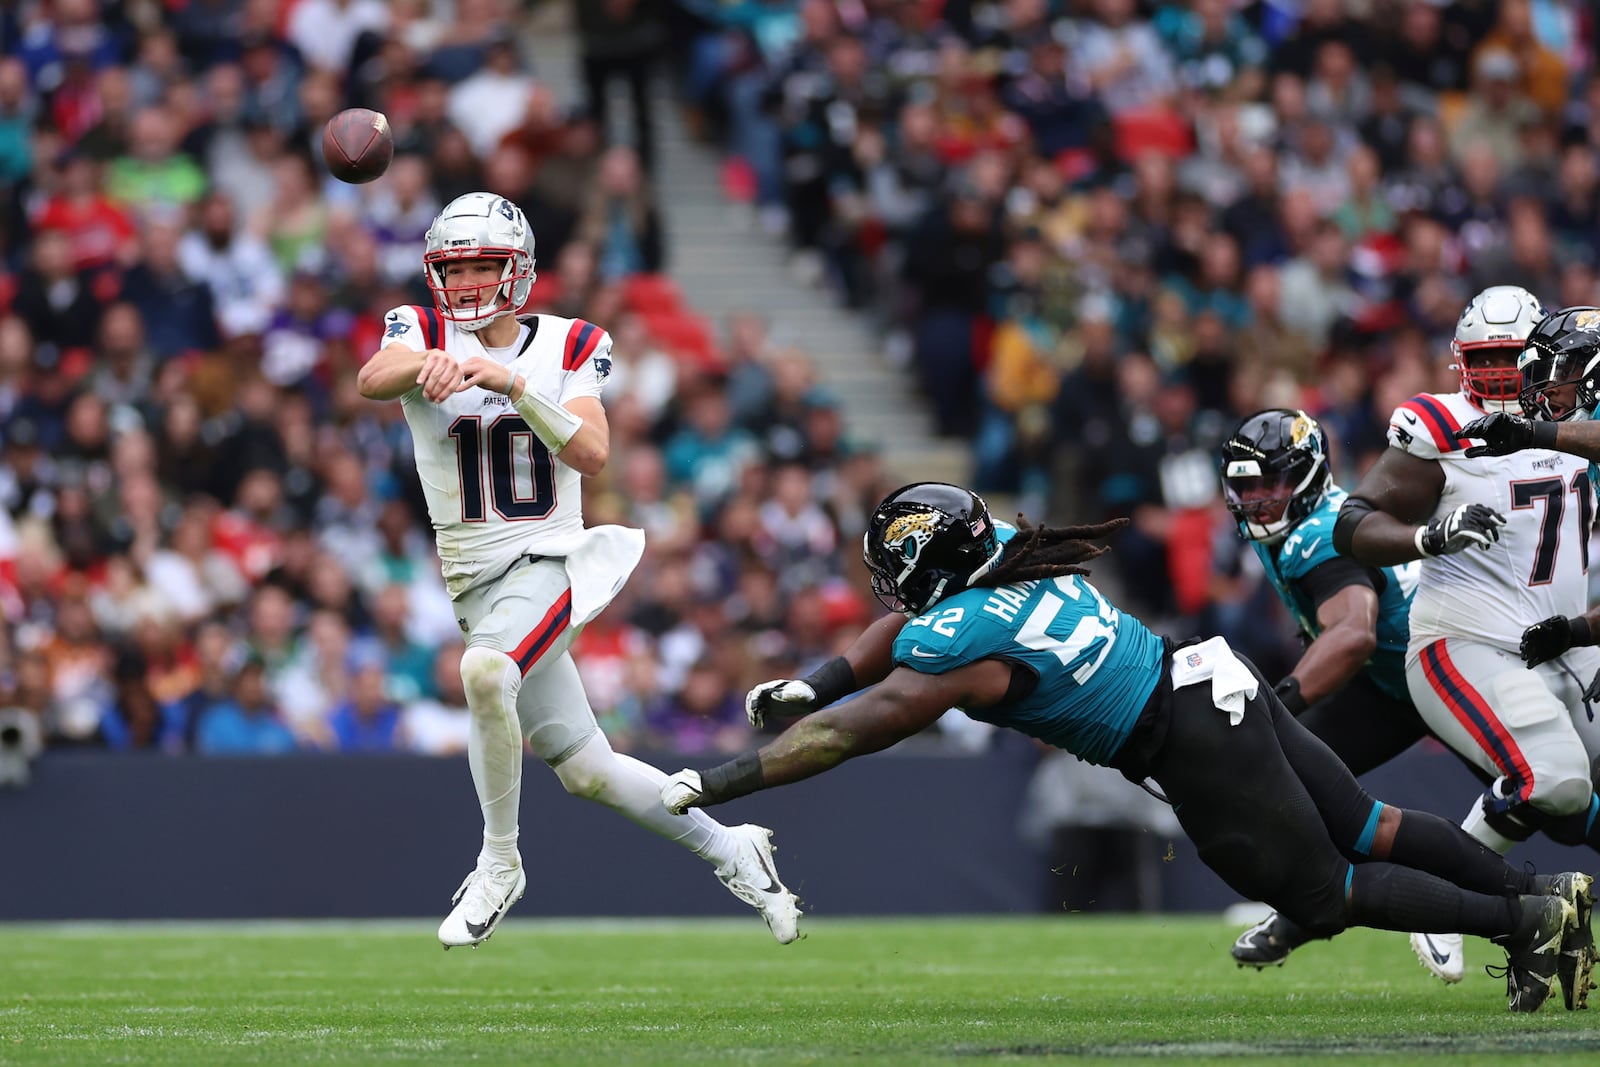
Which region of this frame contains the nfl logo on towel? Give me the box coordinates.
[1186,652,1203,668]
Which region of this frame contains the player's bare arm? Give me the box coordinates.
[1334,448,1504,565]
[356,342,438,401]
[745,613,910,727]
[668,658,1012,811]
[1282,584,1380,709]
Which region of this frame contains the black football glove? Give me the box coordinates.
[1418,503,1507,556]
[1520,615,1573,667]
[1456,412,1561,457]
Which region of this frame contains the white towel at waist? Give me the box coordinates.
[1168,635,1258,725]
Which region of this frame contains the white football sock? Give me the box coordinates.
[1460,781,1518,855]
[460,646,525,868]
[554,731,739,867]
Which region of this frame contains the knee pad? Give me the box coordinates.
[1533,774,1594,818]
[460,646,518,717]
[551,734,612,801]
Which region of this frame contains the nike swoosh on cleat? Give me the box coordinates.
[465,910,501,940]
[1421,935,1452,966]
[751,848,781,894]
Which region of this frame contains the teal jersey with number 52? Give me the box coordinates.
[890,568,1165,766]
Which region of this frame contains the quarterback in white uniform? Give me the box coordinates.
[357,192,800,948]
[1335,287,1600,1001]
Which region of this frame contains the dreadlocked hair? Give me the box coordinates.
[973,515,1131,588]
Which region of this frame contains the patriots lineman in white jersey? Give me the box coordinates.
[1336,287,1600,1002]
[356,192,800,948]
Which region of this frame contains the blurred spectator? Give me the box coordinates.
[287,0,390,76]
[328,647,402,753]
[576,0,665,174]
[178,190,284,340]
[447,30,533,159]
[578,145,664,279]
[195,656,298,756]
[644,659,750,755]
[106,105,206,212]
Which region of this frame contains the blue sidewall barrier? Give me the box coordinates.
[1,741,1592,920]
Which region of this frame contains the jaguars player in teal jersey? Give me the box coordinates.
[659,481,1593,1012]
[1457,308,1600,673]
[1221,410,1477,968]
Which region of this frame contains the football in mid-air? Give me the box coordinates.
[322,108,394,184]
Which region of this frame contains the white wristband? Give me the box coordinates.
[1413,526,1433,558]
[512,381,583,453]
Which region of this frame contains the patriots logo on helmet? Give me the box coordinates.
[495,198,516,221]
[883,511,940,561]
[384,317,411,339]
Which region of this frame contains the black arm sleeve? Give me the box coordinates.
[1296,557,1379,613]
[1332,494,1376,557]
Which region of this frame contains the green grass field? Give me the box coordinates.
[2,917,1598,1066]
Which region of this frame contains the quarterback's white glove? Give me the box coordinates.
[745,678,819,728]
[661,769,706,815]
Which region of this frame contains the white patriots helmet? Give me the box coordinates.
[1450,285,1545,413]
[423,192,537,332]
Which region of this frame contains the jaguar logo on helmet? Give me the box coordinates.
[883,511,940,561]
[1575,309,1600,333]
[1289,412,1314,446]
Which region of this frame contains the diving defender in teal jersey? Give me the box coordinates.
[662,482,1594,1012]
[1220,409,1484,969]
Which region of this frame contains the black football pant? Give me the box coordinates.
[1147,656,1530,939]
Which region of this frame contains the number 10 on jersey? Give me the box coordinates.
[448,414,557,521]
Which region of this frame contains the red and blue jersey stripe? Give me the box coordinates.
[563,319,603,371]
[410,305,444,351]
[1399,394,1463,452]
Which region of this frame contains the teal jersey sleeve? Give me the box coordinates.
[1275,511,1340,583]
[890,574,1166,765]
[1256,488,1417,702]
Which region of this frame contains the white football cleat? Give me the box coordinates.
[716,824,802,944]
[438,861,527,950]
[1410,930,1465,983]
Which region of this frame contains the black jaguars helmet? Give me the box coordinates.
[1518,307,1600,422]
[1219,409,1333,544]
[863,483,1005,615]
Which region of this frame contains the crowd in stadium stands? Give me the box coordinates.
[0,0,900,757]
[676,0,1600,678]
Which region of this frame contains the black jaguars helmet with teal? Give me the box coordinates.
[1518,306,1600,422]
[1219,409,1333,543]
[864,483,1006,615]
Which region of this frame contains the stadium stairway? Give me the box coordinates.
[523,13,971,486]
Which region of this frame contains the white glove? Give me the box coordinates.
[745,678,819,728]
[661,769,705,815]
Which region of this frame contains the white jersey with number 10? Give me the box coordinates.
[1390,390,1594,654]
[384,303,614,597]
